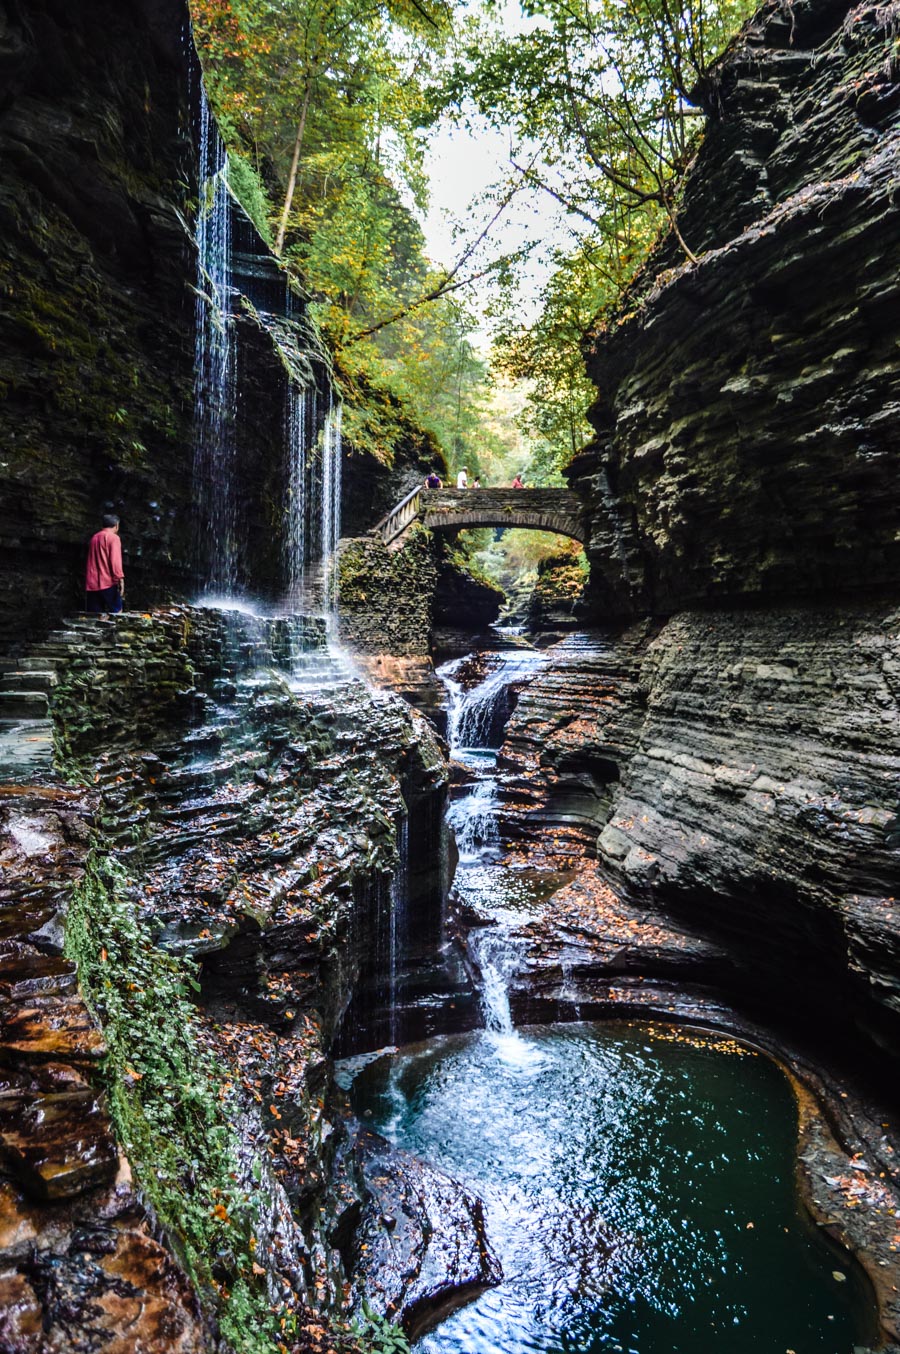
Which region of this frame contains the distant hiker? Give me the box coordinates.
[472,476,482,489]
[85,514,125,614]
[511,473,524,489]
[425,471,442,489]
[456,467,469,489]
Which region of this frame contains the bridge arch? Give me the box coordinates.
[374,487,585,548]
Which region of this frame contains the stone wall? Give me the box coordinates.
[338,529,440,656]
[570,0,900,618]
[336,532,502,720]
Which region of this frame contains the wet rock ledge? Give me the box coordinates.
[0,606,463,1353]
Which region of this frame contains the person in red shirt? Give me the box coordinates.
[85,515,125,614]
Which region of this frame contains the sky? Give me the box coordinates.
[421,117,568,333]
[415,2,573,342]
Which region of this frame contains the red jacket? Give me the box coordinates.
[85,529,123,591]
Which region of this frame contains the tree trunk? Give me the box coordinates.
[274,78,313,257]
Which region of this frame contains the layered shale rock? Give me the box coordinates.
[0,0,335,642]
[499,608,900,1057]
[0,785,211,1353]
[569,0,900,617]
[347,1129,500,1339]
[0,607,459,1350]
[503,0,900,1063]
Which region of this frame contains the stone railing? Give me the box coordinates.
[372,486,423,547]
[372,487,585,546]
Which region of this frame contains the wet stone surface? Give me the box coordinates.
[0,607,450,1352]
[0,782,210,1352]
[347,1128,501,1339]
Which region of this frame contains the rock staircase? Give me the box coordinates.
[0,619,107,780]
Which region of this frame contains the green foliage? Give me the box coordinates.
[228,150,274,244]
[350,1302,411,1354]
[192,0,755,477]
[440,0,757,473]
[65,851,283,1353]
[457,527,586,596]
[191,0,517,470]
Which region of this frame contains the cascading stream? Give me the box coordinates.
[388,814,410,1046]
[439,648,545,751]
[446,777,500,864]
[437,642,545,1050]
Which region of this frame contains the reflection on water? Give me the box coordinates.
[349,1023,876,1354]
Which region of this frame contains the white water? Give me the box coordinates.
[438,648,545,751]
[281,390,343,632]
[192,87,344,623]
[319,400,343,622]
[193,86,237,594]
[285,385,317,607]
[446,776,500,863]
[439,646,548,1065]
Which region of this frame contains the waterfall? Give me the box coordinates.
[447,778,500,864]
[284,393,342,622]
[285,384,317,608]
[319,400,343,621]
[438,649,545,752]
[469,929,517,1035]
[193,85,237,596]
[439,644,550,1066]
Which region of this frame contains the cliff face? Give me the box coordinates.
[0,0,336,642]
[570,0,900,617]
[0,0,196,636]
[496,0,900,1064]
[501,608,900,1054]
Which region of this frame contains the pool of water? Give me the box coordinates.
[348,1021,877,1354]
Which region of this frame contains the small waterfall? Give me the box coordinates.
[447,778,500,863]
[470,925,544,1067]
[193,85,237,595]
[388,815,409,1045]
[318,400,343,621]
[438,649,544,752]
[285,384,317,607]
[470,929,517,1034]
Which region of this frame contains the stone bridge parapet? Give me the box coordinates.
[375,487,586,547]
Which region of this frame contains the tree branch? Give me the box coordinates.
[344,249,527,344]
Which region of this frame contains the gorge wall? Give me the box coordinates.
[0,608,453,1351]
[497,0,900,1065]
[0,0,346,641]
[569,0,900,618]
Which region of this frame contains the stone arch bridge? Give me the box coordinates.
[373,487,586,549]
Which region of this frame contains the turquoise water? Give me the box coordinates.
[349,1022,876,1354]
